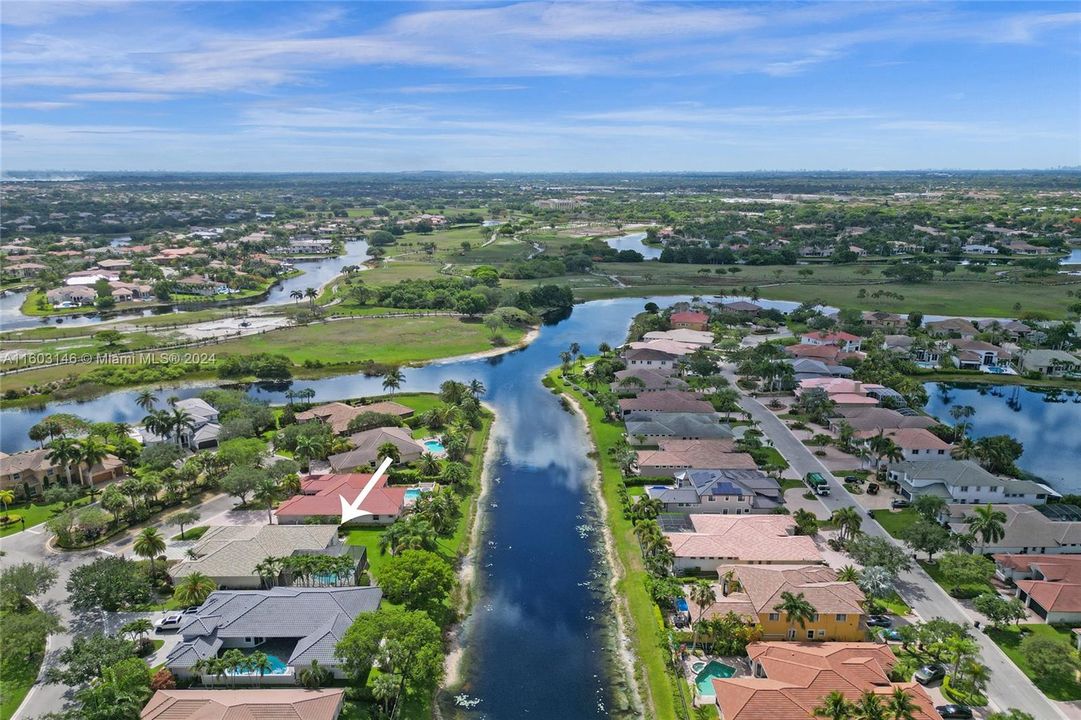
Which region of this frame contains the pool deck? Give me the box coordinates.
[682,655,751,704]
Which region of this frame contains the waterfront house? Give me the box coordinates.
[861,311,907,331]
[623,346,680,370]
[829,407,936,433]
[0,449,124,498]
[627,338,699,357]
[618,390,714,416]
[855,428,952,462]
[888,460,1057,505]
[1017,349,1080,377]
[670,310,709,330]
[327,426,425,472]
[296,400,412,436]
[611,368,688,394]
[947,339,1013,371]
[962,243,999,254]
[787,358,854,381]
[624,412,732,445]
[642,328,714,346]
[165,586,381,682]
[142,689,345,720]
[634,438,739,475]
[3,262,46,279]
[45,286,96,306]
[994,554,1081,624]
[689,565,865,641]
[665,514,821,572]
[169,525,364,590]
[710,642,942,720]
[720,301,763,315]
[136,397,221,449]
[946,504,1081,555]
[647,469,782,514]
[275,473,406,526]
[784,343,856,363]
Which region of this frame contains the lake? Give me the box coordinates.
[0,296,683,719]
[924,382,1081,493]
[0,240,370,330]
[604,231,663,260]
[1060,248,1081,265]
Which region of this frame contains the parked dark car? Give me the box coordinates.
[891,498,911,509]
[914,664,946,685]
[843,475,862,484]
[867,482,879,495]
[935,705,973,719]
[866,615,893,628]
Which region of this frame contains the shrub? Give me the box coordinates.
[949,583,988,599]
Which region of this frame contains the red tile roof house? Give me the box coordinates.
[634,438,740,475]
[711,642,942,720]
[855,428,952,462]
[995,554,1081,624]
[142,689,345,720]
[784,343,863,363]
[295,400,413,435]
[670,310,709,331]
[276,473,406,526]
[799,330,863,353]
[618,390,715,416]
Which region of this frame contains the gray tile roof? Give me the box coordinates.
[625,412,733,439]
[170,525,340,581]
[168,586,382,670]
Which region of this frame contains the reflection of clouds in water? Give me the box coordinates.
[491,392,592,487]
[925,383,1081,489]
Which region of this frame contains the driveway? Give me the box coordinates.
[737,390,1069,720]
[0,491,242,719]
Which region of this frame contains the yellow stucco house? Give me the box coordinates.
[687,564,867,641]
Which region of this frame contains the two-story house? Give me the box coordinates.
[888,459,1057,505]
[799,331,862,353]
[646,468,782,514]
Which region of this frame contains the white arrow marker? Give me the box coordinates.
[339,456,394,524]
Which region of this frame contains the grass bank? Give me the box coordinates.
[986,624,1081,701]
[546,368,682,720]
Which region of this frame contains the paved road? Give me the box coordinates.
[739,392,1068,720]
[0,492,238,720]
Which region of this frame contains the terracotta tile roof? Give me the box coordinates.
[998,554,1081,613]
[141,688,345,719]
[627,339,699,356]
[666,515,821,564]
[671,311,709,324]
[855,428,952,451]
[713,642,943,720]
[295,402,367,435]
[275,473,406,520]
[704,565,864,617]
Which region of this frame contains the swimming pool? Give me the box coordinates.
[405,488,423,502]
[225,653,289,675]
[694,660,736,695]
[423,439,446,454]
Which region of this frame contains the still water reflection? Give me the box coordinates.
[1,296,687,719]
[924,382,1081,492]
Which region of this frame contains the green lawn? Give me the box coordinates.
[987,624,1081,700]
[872,508,918,538]
[170,525,209,541]
[547,369,680,720]
[0,606,49,720]
[0,496,92,538]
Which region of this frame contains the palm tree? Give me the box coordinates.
[298,659,330,689]
[419,453,440,477]
[45,437,81,486]
[289,289,304,305]
[814,690,855,720]
[853,691,888,720]
[951,436,978,461]
[468,378,486,398]
[773,591,816,640]
[246,651,273,686]
[221,649,247,687]
[0,489,13,521]
[142,409,172,442]
[689,579,716,651]
[133,527,166,579]
[377,442,401,464]
[169,408,196,447]
[967,503,1007,554]
[294,435,325,466]
[119,617,154,644]
[76,435,110,486]
[175,571,217,607]
[949,405,975,436]
[254,478,280,525]
[173,509,201,540]
[885,687,918,720]
[836,564,859,582]
[136,390,156,412]
[382,367,405,394]
[304,287,318,306]
[831,506,863,543]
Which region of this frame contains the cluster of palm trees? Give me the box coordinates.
[284,388,316,407]
[288,287,319,306]
[253,553,358,589]
[137,391,197,446]
[813,687,921,720]
[831,506,864,545]
[378,485,460,555]
[191,649,278,686]
[45,435,112,486]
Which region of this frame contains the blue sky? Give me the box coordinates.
[2,1,1079,171]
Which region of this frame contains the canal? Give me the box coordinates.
[924,382,1081,494]
[0,296,678,719]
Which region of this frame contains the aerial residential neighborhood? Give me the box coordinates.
[2,2,1080,720]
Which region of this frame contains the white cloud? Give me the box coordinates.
[2,101,74,110]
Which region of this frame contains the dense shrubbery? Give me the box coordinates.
[81,363,197,387]
[217,352,292,379]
